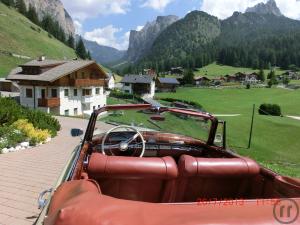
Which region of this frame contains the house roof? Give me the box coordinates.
[7,60,107,82]
[121,75,153,84]
[157,77,180,85]
[194,76,210,81]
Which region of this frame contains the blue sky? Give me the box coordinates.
[61,0,300,50]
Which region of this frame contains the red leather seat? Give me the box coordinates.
[87,153,178,203]
[176,155,260,202]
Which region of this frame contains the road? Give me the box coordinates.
[0,116,112,225]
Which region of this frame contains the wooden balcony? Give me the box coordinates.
[71,79,105,87]
[38,98,60,108]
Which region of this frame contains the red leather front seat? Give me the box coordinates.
[87,153,178,203]
[176,155,260,202]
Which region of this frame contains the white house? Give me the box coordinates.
[7,59,108,116]
[120,74,155,98]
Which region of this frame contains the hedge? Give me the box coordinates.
[110,90,143,102]
[156,97,203,110]
[258,104,282,116]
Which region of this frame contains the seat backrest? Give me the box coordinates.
[87,153,178,203]
[176,155,260,202]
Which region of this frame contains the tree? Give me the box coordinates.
[26,4,39,25]
[183,69,195,85]
[257,68,265,82]
[267,70,275,80]
[1,0,14,7]
[87,51,92,60]
[76,37,88,59]
[283,77,290,86]
[67,35,75,49]
[15,0,26,15]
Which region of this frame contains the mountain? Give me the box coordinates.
[83,39,125,65]
[23,0,75,36]
[126,15,179,62]
[217,11,300,68]
[140,11,221,69]
[0,2,76,77]
[246,0,282,17]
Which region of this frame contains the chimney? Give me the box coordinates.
[38,56,46,61]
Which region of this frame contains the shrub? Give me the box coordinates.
[11,119,51,145]
[110,90,143,102]
[0,98,60,137]
[259,104,282,116]
[246,83,251,89]
[0,126,26,148]
[156,97,203,110]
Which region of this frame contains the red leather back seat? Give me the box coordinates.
[176,155,260,202]
[87,153,178,203]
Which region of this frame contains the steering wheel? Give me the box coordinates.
[101,125,146,157]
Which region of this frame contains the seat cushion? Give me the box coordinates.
[178,155,260,178]
[87,153,178,202]
[88,153,178,179]
[176,155,260,202]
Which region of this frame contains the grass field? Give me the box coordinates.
[156,87,300,177]
[194,62,286,78]
[0,3,76,77]
[105,88,300,177]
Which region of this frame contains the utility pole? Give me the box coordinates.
[248,104,255,149]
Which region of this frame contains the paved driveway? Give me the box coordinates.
[0,116,112,225]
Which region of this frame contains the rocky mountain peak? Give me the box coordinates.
[23,0,75,36]
[246,0,282,17]
[126,15,179,62]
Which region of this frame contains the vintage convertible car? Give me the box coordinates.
[36,104,300,225]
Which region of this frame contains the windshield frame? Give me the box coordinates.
[83,104,218,146]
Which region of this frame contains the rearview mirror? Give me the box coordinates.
[150,115,165,121]
[71,128,84,137]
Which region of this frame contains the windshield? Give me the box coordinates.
[99,108,212,142]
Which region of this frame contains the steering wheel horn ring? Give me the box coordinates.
[101,125,146,157]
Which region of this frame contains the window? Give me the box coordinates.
[64,110,69,116]
[51,89,58,98]
[93,106,96,110]
[64,89,69,97]
[82,89,92,96]
[95,88,100,95]
[73,89,78,97]
[74,108,78,116]
[26,88,33,98]
[125,90,130,93]
[98,105,100,108]
[124,83,130,86]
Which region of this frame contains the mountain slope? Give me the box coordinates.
[83,39,125,65]
[23,0,75,35]
[141,11,220,68]
[126,15,179,63]
[0,3,76,77]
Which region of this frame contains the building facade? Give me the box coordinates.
[7,59,108,116]
[121,75,155,98]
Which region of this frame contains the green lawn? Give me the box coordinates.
[156,87,300,177]
[194,62,285,78]
[0,3,76,77]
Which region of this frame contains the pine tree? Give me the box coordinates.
[26,4,39,25]
[67,35,75,49]
[183,69,195,85]
[258,68,265,82]
[1,0,14,7]
[87,51,92,60]
[76,37,87,59]
[15,0,26,15]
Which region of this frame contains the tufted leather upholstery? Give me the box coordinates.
[87,153,178,203]
[176,155,260,202]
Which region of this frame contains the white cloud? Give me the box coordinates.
[136,25,144,31]
[74,20,83,34]
[84,25,130,50]
[61,0,131,21]
[141,0,175,11]
[201,0,300,20]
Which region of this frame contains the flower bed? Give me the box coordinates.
[0,98,59,154]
